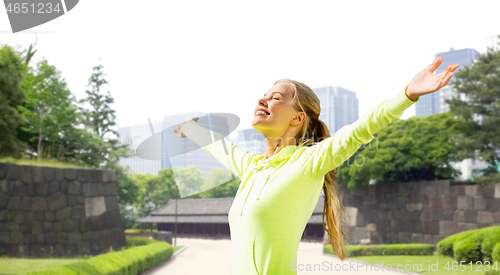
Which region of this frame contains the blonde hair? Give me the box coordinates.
[274,78,352,260]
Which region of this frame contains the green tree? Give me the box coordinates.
[200,168,240,198]
[337,112,469,188]
[446,36,500,184]
[18,59,79,159]
[0,44,28,157]
[78,62,137,203]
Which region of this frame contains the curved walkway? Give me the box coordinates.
[145,237,417,275]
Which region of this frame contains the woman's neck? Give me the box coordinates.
[262,135,296,160]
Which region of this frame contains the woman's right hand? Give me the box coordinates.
[173,116,199,138]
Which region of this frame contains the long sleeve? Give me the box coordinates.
[298,84,420,178]
[180,120,256,179]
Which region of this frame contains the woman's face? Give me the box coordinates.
[252,82,305,137]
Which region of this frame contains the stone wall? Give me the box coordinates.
[325,180,500,246]
[0,163,127,257]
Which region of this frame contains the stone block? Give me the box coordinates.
[439,221,455,235]
[0,192,9,208]
[477,211,494,223]
[102,169,116,183]
[465,185,481,197]
[412,221,424,233]
[378,209,387,221]
[398,232,412,243]
[474,197,486,210]
[72,205,85,219]
[450,185,465,195]
[57,232,68,244]
[423,221,439,234]
[36,233,44,244]
[104,196,118,211]
[494,211,500,223]
[7,196,20,210]
[22,234,35,245]
[31,197,47,211]
[45,232,58,244]
[31,220,42,235]
[443,195,457,209]
[0,210,10,221]
[19,223,30,233]
[49,180,60,194]
[435,180,450,194]
[63,220,79,232]
[37,182,49,196]
[482,186,495,198]
[464,210,477,223]
[366,223,377,232]
[0,231,9,243]
[6,222,19,231]
[433,234,445,244]
[42,167,55,182]
[82,183,99,197]
[423,183,437,195]
[55,169,64,181]
[431,195,444,211]
[67,194,77,207]
[423,234,433,244]
[412,233,423,243]
[64,169,77,180]
[68,232,82,243]
[82,231,94,241]
[457,196,473,210]
[454,210,465,222]
[45,211,55,222]
[11,210,27,223]
[77,169,102,183]
[407,203,423,212]
[420,208,432,222]
[98,184,118,196]
[68,181,82,195]
[47,193,67,212]
[55,207,72,221]
[42,222,52,232]
[10,231,23,244]
[362,196,376,206]
[53,221,62,232]
[32,166,44,183]
[85,196,106,217]
[0,163,7,179]
[77,241,90,255]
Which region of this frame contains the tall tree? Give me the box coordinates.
[0,44,29,157]
[446,36,500,184]
[337,112,469,188]
[18,59,79,159]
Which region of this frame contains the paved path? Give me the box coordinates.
[145,237,417,275]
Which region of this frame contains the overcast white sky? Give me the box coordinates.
[1,0,499,139]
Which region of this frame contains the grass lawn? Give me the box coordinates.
[350,252,498,275]
[0,257,87,275]
[0,157,93,169]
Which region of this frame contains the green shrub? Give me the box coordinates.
[482,229,500,262]
[437,229,477,257]
[126,236,156,247]
[453,231,486,263]
[323,243,434,257]
[26,241,173,275]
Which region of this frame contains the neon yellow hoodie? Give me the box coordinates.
[180,84,419,274]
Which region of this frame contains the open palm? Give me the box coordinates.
[407,56,459,99]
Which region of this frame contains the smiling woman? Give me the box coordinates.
[172,56,458,275]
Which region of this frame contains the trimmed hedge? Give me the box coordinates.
[453,230,487,262]
[26,240,173,275]
[323,243,434,257]
[437,229,477,257]
[482,229,500,262]
[437,226,500,263]
[485,242,500,275]
[126,236,157,247]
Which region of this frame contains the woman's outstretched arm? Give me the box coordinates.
[173,118,256,179]
[297,57,459,178]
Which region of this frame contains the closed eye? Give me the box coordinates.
[273,98,279,100]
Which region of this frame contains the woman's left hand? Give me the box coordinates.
[406,56,459,101]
